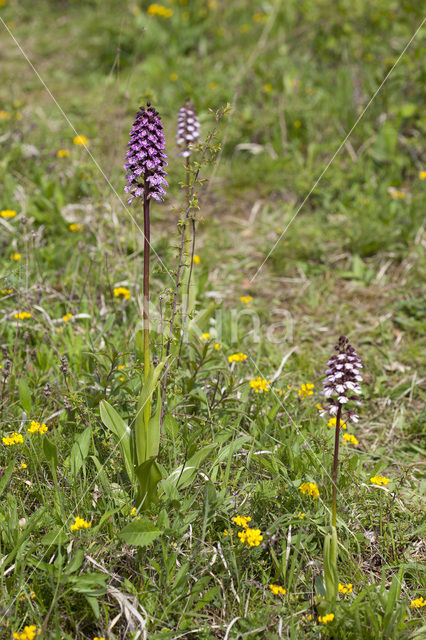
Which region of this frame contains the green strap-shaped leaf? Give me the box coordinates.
[43,436,58,472]
[167,444,216,489]
[134,358,168,466]
[135,457,163,509]
[70,426,92,479]
[100,401,135,483]
[323,525,338,604]
[118,517,163,547]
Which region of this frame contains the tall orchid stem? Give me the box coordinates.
[331,402,342,528]
[143,190,151,425]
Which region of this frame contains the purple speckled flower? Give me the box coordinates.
[124,103,168,204]
[176,98,200,158]
[321,336,362,423]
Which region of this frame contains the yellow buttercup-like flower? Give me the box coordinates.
[343,433,358,445]
[1,209,17,218]
[228,352,248,363]
[232,515,251,528]
[57,149,69,157]
[249,377,270,393]
[318,613,334,624]
[338,582,353,595]
[147,4,173,18]
[328,416,347,430]
[270,584,286,595]
[73,135,88,145]
[13,625,41,640]
[69,223,83,232]
[410,596,426,608]
[27,421,48,435]
[3,432,24,446]
[298,382,314,398]
[370,475,390,486]
[70,516,92,531]
[113,287,131,300]
[10,253,22,261]
[238,526,263,547]
[299,482,319,499]
[193,254,201,264]
[14,311,31,320]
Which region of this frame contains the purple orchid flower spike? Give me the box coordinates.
[322,336,363,528]
[322,336,363,424]
[176,98,200,158]
[124,102,168,204]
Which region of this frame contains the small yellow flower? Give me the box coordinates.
[93,637,105,640]
[238,526,263,547]
[389,188,406,199]
[62,313,73,322]
[316,403,323,411]
[3,432,24,446]
[69,223,83,232]
[343,433,358,445]
[19,460,27,470]
[70,516,92,531]
[113,287,131,300]
[0,109,11,120]
[169,72,178,82]
[270,584,286,595]
[214,343,222,351]
[327,416,347,430]
[338,582,353,595]
[232,516,251,528]
[147,3,173,18]
[253,12,266,22]
[249,376,270,393]
[299,482,319,499]
[209,82,218,89]
[57,149,70,158]
[1,209,17,218]
[318,613,335,624]
[200,332,210,341]
[298,512,306,519]
[73,135,88,145]
[370,475,390,486]
[193,254,201,264]
[239,295,253,304]
[410,596,426,608]
[294,120,302,128]
[228,352,248,363]
[13,625,41,640]
[130,507,137,516]
[223,528,232,536]
[10,253,22,261]
[27,421,48,435]
[14,311,32,320]
[419,171,426,180]
[298,383,314,398]
[1,289,14,295]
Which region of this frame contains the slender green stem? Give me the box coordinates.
[143,190,150,427]
[331,403,342,528]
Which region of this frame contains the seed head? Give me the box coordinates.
[176,98,200,158]
[59,355,69,376]
[322,336,362,423]
[124,103,168,204]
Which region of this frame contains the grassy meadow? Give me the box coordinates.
[0,0,425,638]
